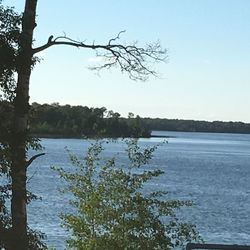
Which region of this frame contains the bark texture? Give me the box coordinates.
[10,1,37,249]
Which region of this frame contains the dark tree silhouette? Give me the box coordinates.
[0,1,166,249]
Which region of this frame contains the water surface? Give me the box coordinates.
[27,131,250,248]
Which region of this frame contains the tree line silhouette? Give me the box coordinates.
[28,102,250,138]
[30,102,151,138]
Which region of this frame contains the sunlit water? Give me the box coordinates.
[27,131,250,249]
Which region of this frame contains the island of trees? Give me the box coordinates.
[26,102,250,138]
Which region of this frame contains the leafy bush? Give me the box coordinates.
[56,139,201,249]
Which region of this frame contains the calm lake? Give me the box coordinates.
[27,131,250,249]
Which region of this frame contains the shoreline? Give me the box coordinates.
[31,133,173,139]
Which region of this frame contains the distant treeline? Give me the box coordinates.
[141,118,250,134]
[2,101,250,138]
[30,102,150,138]
[30,103,250,136]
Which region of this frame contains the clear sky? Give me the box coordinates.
[6,0,250,122]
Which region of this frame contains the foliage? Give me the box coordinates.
[56,139,201,249]
[0,0,21,101]
[142,118,250,134]
[30,102,151,138]
[29,102,250,138]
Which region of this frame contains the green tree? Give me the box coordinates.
[56,140,201,250]
[0,0,166,248]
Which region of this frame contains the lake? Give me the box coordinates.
[27,131,250,249]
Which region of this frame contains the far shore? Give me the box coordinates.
[31,133,175,139]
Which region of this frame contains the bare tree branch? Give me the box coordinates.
[32,31,167,81]
[108,30,126,45]
[25,153,45,168]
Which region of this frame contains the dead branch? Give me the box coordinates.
[32,31,167,81]
[25,153,45,168]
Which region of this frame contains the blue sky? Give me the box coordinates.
[6,0,250,122]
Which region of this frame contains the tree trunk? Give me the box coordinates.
[10,1,37,249]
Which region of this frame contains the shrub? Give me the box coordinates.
[56,139,201,249]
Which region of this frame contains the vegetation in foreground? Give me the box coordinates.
[55,139,201,249]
